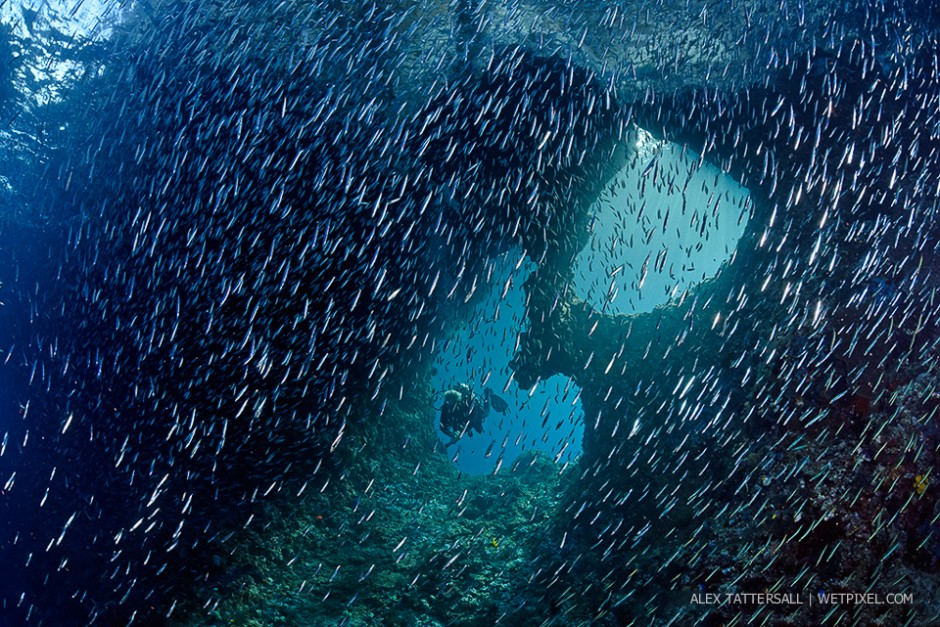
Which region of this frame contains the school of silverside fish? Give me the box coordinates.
[1,0,940,625]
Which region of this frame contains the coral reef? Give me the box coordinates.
[172,375,578,626]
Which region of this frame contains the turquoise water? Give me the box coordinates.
[573,130,751,315]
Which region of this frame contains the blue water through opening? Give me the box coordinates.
[431,252,584,475]
[573,129,751,315]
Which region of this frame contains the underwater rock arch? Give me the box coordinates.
[504,40,940,623]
